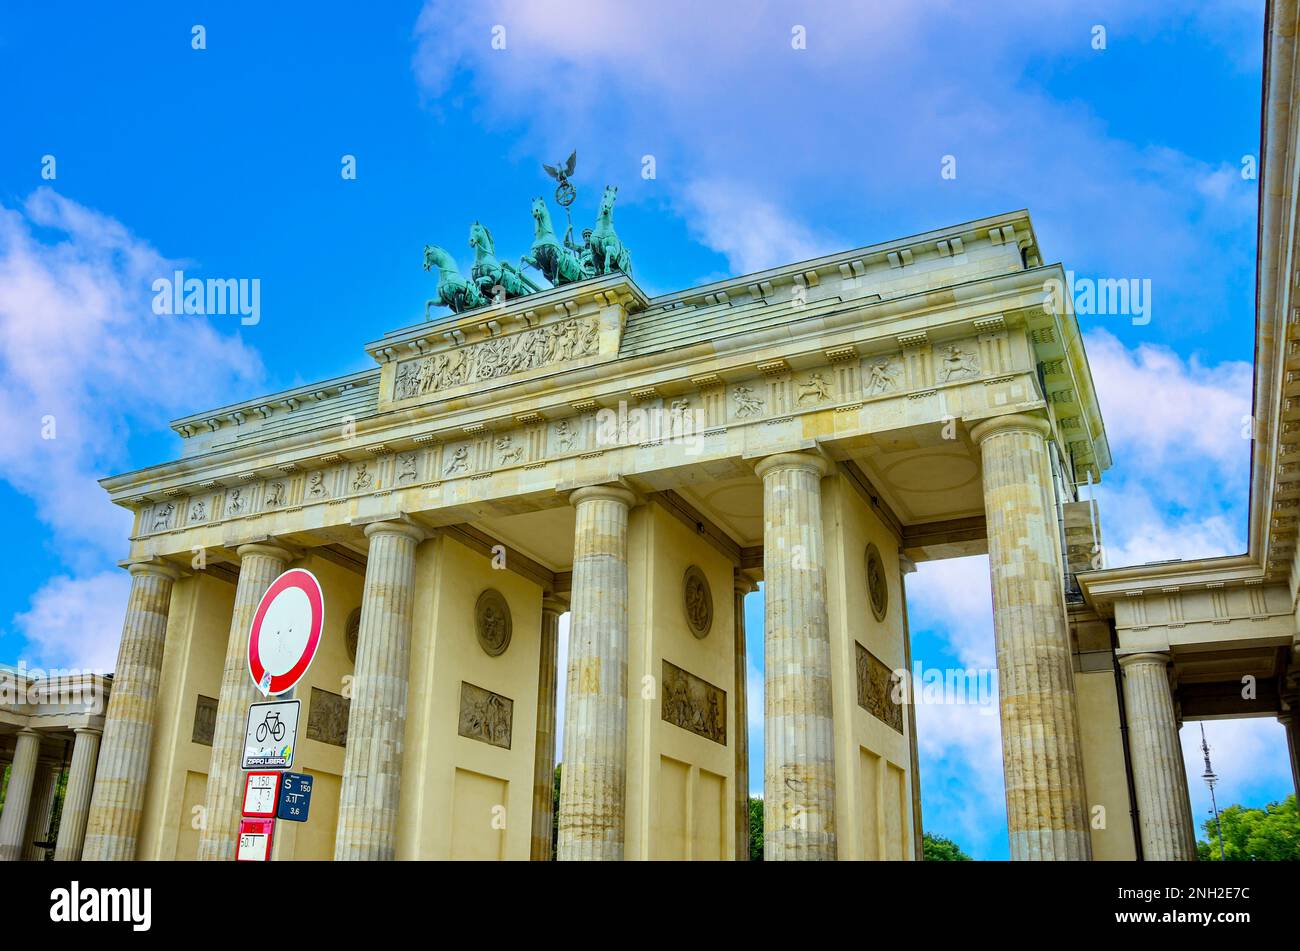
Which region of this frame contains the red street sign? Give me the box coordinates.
[242,771,281,819]
[236,817,275,862]
[247,568,325,696]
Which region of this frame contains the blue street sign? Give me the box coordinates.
[277,771,314,822]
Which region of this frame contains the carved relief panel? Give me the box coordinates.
[306,686,350,747]
[661,660,727,745]
[855,643,903,733]
[458,682,513,749]
[191,694,218,746]
[393,316,600,401]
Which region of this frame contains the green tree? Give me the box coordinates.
[922,832,972,861]
[1197,794,1299,861]
[748,796,764,860]
[551,763,561,860]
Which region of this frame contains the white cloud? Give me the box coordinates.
[1086,329,1252,478]
[680,179,836,275]
[0,189,265,668]
[1083,328,1252,567]
[10,571,130,672]
[411,1,1260,322]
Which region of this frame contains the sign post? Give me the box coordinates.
[237,568,326,860]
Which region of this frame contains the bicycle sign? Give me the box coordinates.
[242,698,300,769]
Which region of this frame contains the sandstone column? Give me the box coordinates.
[558,484,635,861]
[334,520,426,861]
[197,543,291,861]
[756,451,836,861]
[54,727,101,861]
[1281,710,1299,801]
[733,572,756,861]
[83,560,179,861]
[530,596,565,861]
[1120,652,1196,860]
[22,760,60,860]
[970,413,1090,860]
[0,729,41,861]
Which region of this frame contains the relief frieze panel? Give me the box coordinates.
[133,331,1021,539]
[306,686,350,747]
[457,681,513,749]
[393,315,600,401]
[855,642,904,733]
[661,659,727,745]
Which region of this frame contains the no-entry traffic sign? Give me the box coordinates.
[247,568,325,696]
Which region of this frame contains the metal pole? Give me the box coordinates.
[1200,724,1225,860]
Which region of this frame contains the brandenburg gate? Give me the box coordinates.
[49,190,1128,863]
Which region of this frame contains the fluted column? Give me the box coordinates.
[531,596,565,860]
[970,413,1090,860]
[197,543,291,861]
[733,572,756,861]
[558,484,635,861]
[1281,710,1300,800]
[0,729,41,861]
[23,760,60,860]
[1120,652,1196,860]
[54,727,101,861]
[82,561,179,861]
[334,520,426,860]
[757,451,836,861]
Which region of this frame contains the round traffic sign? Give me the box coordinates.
[247,569,325,696]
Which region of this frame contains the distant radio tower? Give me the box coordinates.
[1200,724,1225,860]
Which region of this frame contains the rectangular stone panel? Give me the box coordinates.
[306,686,350,747]
[191,694,218,746]
[457,682,513,750]
[661,659,726,745]
[855,642,904,733]
[451,768,507,860]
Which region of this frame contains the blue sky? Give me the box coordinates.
[0,1,1289,859]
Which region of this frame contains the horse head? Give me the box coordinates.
[598,185,618,219]
[530,197,551,233]
[469,221,494,255]
[423,244,454,275]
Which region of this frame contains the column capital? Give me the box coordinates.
[234,542,294,563]
[753,450,830,481]
[16,727,40,739]
[361,519,427,544]
[969,412,1051,446]
[733,571,759,596]
[568,483,636,508]
[73,726,103,738]
[126,559,180,581]
[1119,650,1173,669]
[542,595,568,616]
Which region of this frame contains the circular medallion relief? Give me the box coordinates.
[345,607,362,664]
[865,543,888,622]
[683,565,713,638]
[475,588,513,657]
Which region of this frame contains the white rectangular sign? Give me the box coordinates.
[243,773,279,817]
[242,698,301,769]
